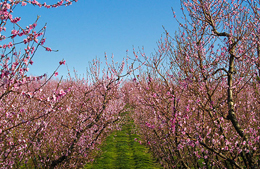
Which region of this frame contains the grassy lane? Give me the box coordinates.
[83,114,161,169]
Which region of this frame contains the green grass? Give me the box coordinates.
[83,114,161,169]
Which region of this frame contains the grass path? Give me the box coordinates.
[83,114,161,169]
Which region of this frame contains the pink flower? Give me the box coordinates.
[66,107,71,112]
[34,38,38,43]
[40,38,46,45]
[5,3,11,9]
[29,60,34,65]
[22,2,27,6]
[59,89,66,97]
[11,29,18,35]
[11,17,21,23]
[23,58,28,65]
[59,60,66,65]
[26,92,33,98]
[23,39,28,44]
[54,72,58,76]
[46,47,52,51]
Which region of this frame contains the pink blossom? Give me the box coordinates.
[59,89,66,97]
[11,29,18,35]
[66,107,71,112]
[5,3,11,9]
[59,60,66,65]
[45,47,52,51]
[22,2,27,6]
[11,17,21,24]
[40,38,46,45]
[23,38,28,44]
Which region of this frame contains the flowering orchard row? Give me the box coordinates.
[125,74,259,168]
[125,0,260,168]
[1,68,127,168]
[0,0,128,168]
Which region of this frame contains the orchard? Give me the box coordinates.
[0,0,259,168]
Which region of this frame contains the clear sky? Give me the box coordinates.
[11,0,181,79]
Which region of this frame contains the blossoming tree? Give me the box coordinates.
[127,0,260,168]
[0,1,128,168]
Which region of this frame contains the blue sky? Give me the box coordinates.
[11,0,181,79]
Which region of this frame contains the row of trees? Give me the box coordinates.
[1,0,260,168]
[126,0,260,168]
[0,1,130,168]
